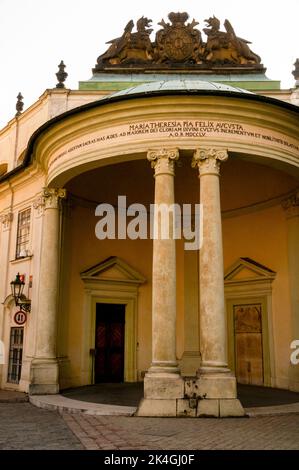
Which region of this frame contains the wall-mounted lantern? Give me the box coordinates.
[10,273,31,313]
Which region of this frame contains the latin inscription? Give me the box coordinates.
[49,120,299,169]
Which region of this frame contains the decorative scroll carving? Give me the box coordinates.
[42,187,67,209]
[93,12,263,72]
[0,212,13,230]
[192,148,228,176]
[147,148,179,176]
[33,195,45,217]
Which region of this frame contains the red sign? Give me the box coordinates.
[14,310,27,325]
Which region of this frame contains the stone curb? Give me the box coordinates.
[29,394,136,416]
[245,403,299,417]
[29,394,299,418]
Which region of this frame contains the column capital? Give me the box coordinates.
[0,211,13,231]
[42,187,67,209]
[281,191,299,218]
[192,148,228,176]
[147,148,179,176]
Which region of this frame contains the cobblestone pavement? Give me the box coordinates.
[0,402,298,450]
[0,403,83,450]
[62,413,299,450]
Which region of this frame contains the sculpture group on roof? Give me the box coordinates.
[94,12,262,71]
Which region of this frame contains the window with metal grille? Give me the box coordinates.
[7,327,24,384]
[16,208,31,259]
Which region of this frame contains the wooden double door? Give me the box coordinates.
[94,303,125,383]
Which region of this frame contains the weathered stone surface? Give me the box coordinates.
[219,399,245,417]
[196,375,237,399]
[177,399,196,417]
[29,359,59,395]
[184,378,199,398]
[197,399,219,417]
[146,149,181,380]
[192,149,229,373]
[136,398,177,416]
[144,375,184,399]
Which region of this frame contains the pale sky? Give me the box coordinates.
[0,0,298,129]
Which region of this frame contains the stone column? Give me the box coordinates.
[282,192,299,392]
[0,212,13,386]
[30,187,66,395]
[137,148,184,417]
[191,148,244,417]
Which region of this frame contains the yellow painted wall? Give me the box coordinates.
[223,205,292,388]
[60,160,295,390]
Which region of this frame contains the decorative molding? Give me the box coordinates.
[56,61,68,89]
[42,187,67,210]
[33,195,45,217]
[80,256,145,383]
[93,12,263,73]
[0,211,13,230]
[2,294,15,308]
[80,256,146,287]
[192,148,228,176]
[224,257,276,290]
[15,92,24,117]
[224,258,276,298]
[224,258,275,387]
[147,148,179,176]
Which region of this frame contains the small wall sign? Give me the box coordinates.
[14,310,27,325]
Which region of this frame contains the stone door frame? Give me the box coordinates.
[80,257,146,384]
[224,258,276,387]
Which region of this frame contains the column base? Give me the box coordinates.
[29,358,59,395]
[136,398,178,417]
[197,398,245,417]
[189,370,245,416]
[136,397,244,417]
[189,371,238,399]
[136,367,184,416]
[143,371,184,399]
[136,374,246,417]
[197,363,231,375]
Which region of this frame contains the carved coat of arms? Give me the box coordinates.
[93,11,262,72]
[155,12,202,63]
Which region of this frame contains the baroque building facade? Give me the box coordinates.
[0,13,299,416]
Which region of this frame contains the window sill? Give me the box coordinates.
[10,255,33,264]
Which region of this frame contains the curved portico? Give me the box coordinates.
[1,77,299,417]
[29,82,299,187]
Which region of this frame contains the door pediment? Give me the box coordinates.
[225,257,276,285]
[80,256,146,286]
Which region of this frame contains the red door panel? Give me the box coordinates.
[94,304,125,383]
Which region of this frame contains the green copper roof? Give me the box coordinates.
[108,79,251,98]
[79,72,280,92]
